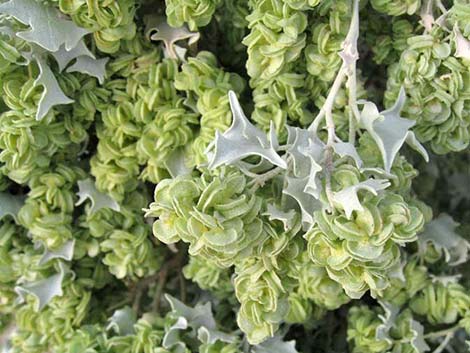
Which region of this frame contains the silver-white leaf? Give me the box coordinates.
[207,91,287,170]
[418,214,470,266]
[38,239,75,266]
[15,262,67,311]
[107,306,136,336]
[332,179,390,219]
[359,88,428,173]
[76,179,120,214]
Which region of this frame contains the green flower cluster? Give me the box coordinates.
[0,0,470,353]
[385,25,470,154]
[58,0,137,53]
[166,0,222,30]
[91,41,243,200]
[306,164,426,298]
[348,306,426,353]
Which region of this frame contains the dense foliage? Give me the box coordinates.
[0,0,470,352]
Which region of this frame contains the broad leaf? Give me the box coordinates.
[15,262,67,311]
[0,0,90,52]
[332,179,390,219]
[38,240,75,266]
[107,307,136,336]
[359,88,428,173]
[418,214,470,266]
[0,192,25,222]
[207,91,287,170]
[76,179,120,214]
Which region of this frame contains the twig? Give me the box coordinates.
[424,324,461,339]
[152,266,168,313]
[432,332,454,353]
[308,0,360,209]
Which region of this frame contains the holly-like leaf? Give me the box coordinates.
[0,192,25,222]
[75,179,120,214]
[283,176,322,226]
[145,16,200,60]
[164,295,236,346]
[332,141,363,168]
[263,204,297,231]
[50,41,93,71]
[376,301,400,344]
[162,317,188,349]
[409,320,430,353]
[359,88,428,173]
[66,56,108,84]
[0,0,90,52]
[454,26,470,60]
[332,179,390,219]
[197,326,236,345]
[38,240,75,266]
[207,91,287,170]
[418,214,470,266]
[15,262,67,311]
[107,307,136,336]
[35,55,74,120]
[252,335,299,353]
[165,294,216,330]
[164,148,192,178]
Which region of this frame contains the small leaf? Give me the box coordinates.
[50,41,94,71]
[0,0,90,52]
[454,26,470,60]
[252,335,299,353]
[107,307,136,336]
[418,214,470,266]
[197,326,236,345]
[283,176,322,226]
[376,301,400,344]
[207,91,286,170]
[66,56,108,84]
[0,192,25,222]
[15,262,67,311]
[359,88,428,173]
[263,204,296,231]
[162,317,188,349]
[38,240,75,266]
[332,141,363,168]
[332,179,390,219]
[165,294,216,330]
[409,320,430,353]
[145,16,200,60]
[35,55,74,120]
[76,179,120,214]
[164,148,192,178]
